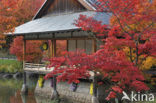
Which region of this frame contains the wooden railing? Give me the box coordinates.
[24,63,53,74]
[24,63,95,76]
[25,63,46,69]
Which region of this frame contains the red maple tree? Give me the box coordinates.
[3,0,45,62]
[45,0,155,101]
[10,36,43,63]
[0,0,44,47]
[0,0,44,34]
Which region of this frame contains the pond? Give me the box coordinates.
[0,78,54,103]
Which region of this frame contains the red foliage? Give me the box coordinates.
[112,86,123,94]
[0,0,19,35]
[2,0,45,62]
[45,49,148,91]
[106,91,116,101]
[45,51,90,83]
[0,0,44,44]
[10,36,43,63]
[45,0,155,101]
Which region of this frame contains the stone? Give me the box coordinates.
[0,73,4,77]
[92,96,100,103]
[3,74,13,78]
[13,72,23,78]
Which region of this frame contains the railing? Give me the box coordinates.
[0,57,17,60]
[25,63,46,69]
[24,63,53,74]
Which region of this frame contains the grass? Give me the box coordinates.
[0,59,18,65]
[0,59,22,73]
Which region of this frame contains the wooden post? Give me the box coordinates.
[51,75,59,99]
[21,39,28,94]
[53,76,57,92]
[93,76,97,97]
[67,40,69,51]
[23,39,26,69]
[92,74,99,103]
[50,40,53,57]
[53,39,56,56]
[92,39,98,100]
[51,40,59,99]
[92,39,97,53]
[51,40,56,57]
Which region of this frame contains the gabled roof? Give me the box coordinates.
[33,0,96,19]
[9,0,111,36]
[12,11,111,35]
[33,0,54,20]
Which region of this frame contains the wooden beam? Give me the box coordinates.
[23,39,26,69]
[78,0,95,10]
[53,40,56,56]
[67,40,69,51]
[51,40,56,57]
[50,40,53,57]
[51,75,59,99]
[33,0,55,19]
[21,38,28,94]
[25,37,93,40]
[50,40,59,99]
[24,30,95,40]
[92,39,97,53]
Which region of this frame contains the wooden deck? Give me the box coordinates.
[24,63,95,76]
[24,63,54,74]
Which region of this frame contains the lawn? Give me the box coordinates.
[0,59,22,73]
[0,59,19,65]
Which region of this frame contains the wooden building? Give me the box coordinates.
[9,0,111,103]
[10,0,110,73]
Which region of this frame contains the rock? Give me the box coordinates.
[3,74,13,78]
[13,72,23,79]
[0,73,5,77]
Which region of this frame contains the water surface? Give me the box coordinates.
[0,78,51,103]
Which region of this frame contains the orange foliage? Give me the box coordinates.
[110,0,156,32]
[0,0,45,44]
[0,0,45,62]
[56,40,67,57]
[10,36,43,63]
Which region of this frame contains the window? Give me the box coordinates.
[56,40,67,56]
[55,39,95,57]
[68,39,94,54]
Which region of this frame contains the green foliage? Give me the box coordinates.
[0,78,23,89]
[0,59,22,73]
[0,50,16,58]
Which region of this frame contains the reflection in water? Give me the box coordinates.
[0,78,69,103]
[0,78,43,103]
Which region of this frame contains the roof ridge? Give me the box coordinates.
[43,11,95,18]
[33,0,95,20]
